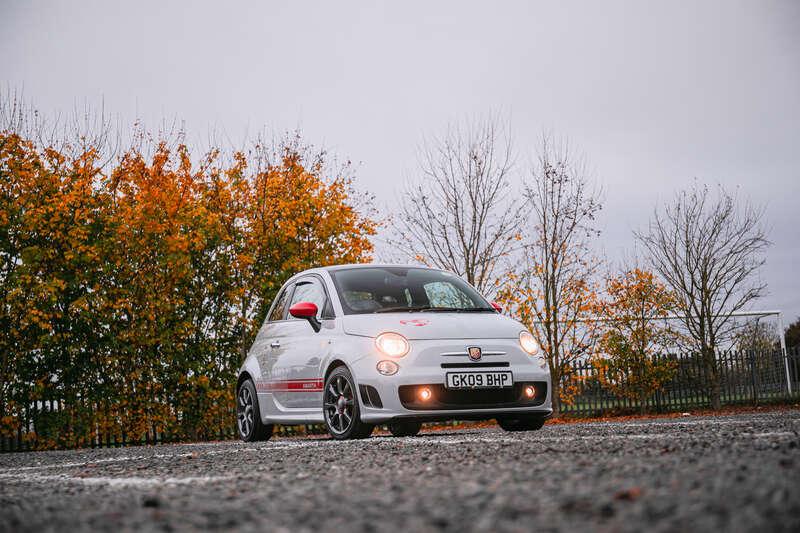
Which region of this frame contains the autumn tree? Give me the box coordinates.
[98,140,226,441]
[496,136,602,415]
[234,135,376,353]
[98,134,377,442]
[0,99,378,448]
[390,116,524,294]
[0,133,43,437]
[734,320,779,353]
[1,94,119,445]
[593,268,679,414]
[0,132,111,447]
[636,184,770,409]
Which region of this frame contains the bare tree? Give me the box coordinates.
[389,116,524,294]
[635,183,770,409]
[497,135,603,415]
[1,89,120,168]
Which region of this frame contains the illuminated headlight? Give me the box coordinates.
[375,332,410,357]
[519,331,539,356]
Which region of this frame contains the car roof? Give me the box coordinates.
[284,263,449,285]
[322,263,443,272]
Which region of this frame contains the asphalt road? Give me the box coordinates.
[1,410,798,532]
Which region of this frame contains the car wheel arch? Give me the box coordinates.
[237,371,253,391]
[324,359,350,382]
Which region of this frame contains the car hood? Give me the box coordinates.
[341,312,524,340]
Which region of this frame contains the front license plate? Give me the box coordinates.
[445,371,513,389]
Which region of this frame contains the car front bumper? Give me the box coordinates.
[347,336,553,424]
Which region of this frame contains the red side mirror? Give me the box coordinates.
[289,301,318,319]
[491,302,503,313]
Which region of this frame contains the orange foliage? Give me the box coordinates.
[593,268,679,413]
[496,261,603,410]
[0,130,376,448]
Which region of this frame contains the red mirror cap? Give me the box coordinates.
[289,301,318,319]
[491,302,503,313]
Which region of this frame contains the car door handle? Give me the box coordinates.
[270,341,281,349]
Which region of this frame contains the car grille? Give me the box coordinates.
[398,382,548,411]
[440,362,510,368]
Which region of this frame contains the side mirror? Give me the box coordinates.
[491,302,503,313]
[289,301,321,332]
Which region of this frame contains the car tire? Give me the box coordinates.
[387,420,422,437]
[237,379,274,442]
[497,415,546,432]
[324,366,375,440]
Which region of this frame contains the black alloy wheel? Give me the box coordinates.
[496,415,546,432]
[324,366,374,440]
[237,379,274,441]
[387,420,422,437]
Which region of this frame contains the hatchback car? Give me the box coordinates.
[236,264,552,441]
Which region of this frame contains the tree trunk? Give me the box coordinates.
[551,380,561,417]
[703,346,721,410]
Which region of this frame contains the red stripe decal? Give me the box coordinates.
[256,379,324,393]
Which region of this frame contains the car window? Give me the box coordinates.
[423,281,474,308]
[268,287,291,322]
[329,267,492,315]
[288,277,327,319]
[341,287,412,312]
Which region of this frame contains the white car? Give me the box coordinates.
[236,264,552,440]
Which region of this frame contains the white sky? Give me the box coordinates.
[2,0,799,323]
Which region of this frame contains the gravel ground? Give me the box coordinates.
[1,410,798,532]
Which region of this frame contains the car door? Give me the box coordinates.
[252,283,294,398]
[269,275,331,410]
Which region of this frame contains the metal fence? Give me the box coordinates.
[561,347,800,416]
[2,347,799,452]
[0,401,314,453]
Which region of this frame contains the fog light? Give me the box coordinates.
[523,385,536,399]
[376,360,399,376]
[418,387,432,401]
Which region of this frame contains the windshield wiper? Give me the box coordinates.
[374,306,437,313]
[374,306,493,313]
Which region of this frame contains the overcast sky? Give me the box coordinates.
[2,0,799,324]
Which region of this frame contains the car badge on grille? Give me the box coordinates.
[467,346,482,361]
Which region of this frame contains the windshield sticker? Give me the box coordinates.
[400,318,430,326]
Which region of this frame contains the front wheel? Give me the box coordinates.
[237,379,274,441]
[387,420,422,437]
[323,366,374,440]
[497,415,546,432]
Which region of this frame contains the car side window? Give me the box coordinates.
[288,277,328,319]
[268,287,291,322]
[321,298,335,320]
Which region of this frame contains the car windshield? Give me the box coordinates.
[329,267,494,315]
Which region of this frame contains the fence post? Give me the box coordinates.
[777,313,792,395]
[748,350,759,406]
[654,354,663,413]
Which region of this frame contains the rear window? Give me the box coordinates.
[329,267,492,315]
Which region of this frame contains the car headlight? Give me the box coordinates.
[519,331,539,356]
[375,332,410,357]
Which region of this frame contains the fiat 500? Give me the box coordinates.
[236,264,552,440]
